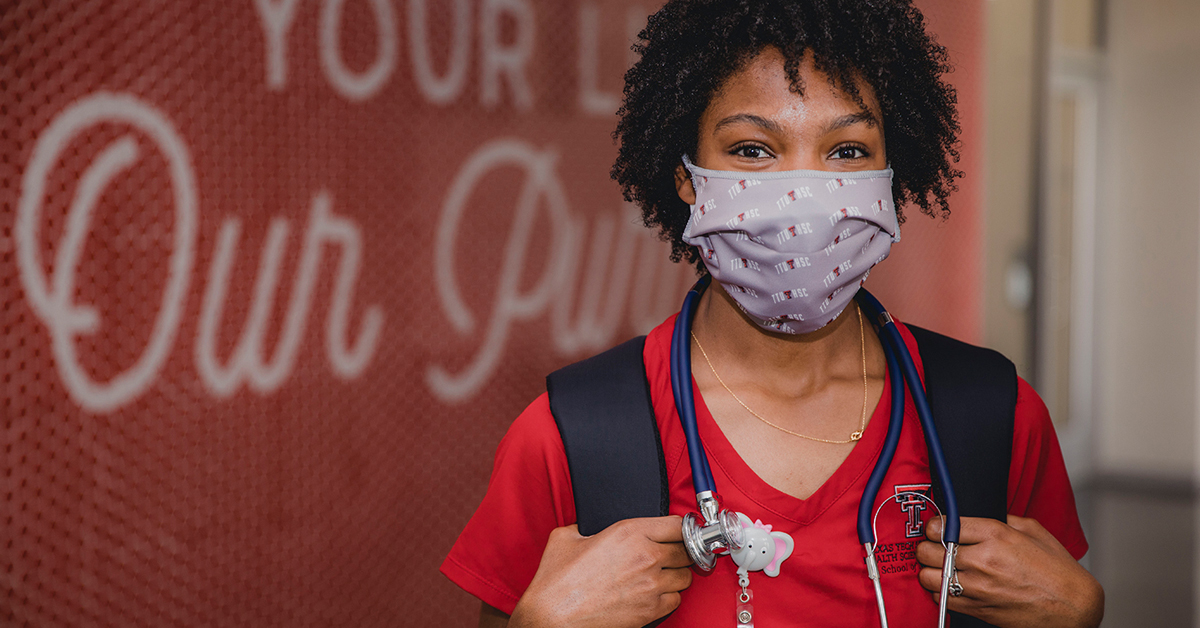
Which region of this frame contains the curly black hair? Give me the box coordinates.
[611,0,962,271]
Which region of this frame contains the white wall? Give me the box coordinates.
[1093,0,1200,478]
[986,2,1200,623]
[983,0,1038,378]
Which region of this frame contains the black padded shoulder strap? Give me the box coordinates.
[546,336,668,536]
[908,325,1016,628]
[907,325,1016,524]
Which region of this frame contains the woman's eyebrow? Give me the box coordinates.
[712,113,783,134]
[820,111,879,135]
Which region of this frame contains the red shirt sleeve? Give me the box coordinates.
[1007,377,1089,560]
[439,393,576,615]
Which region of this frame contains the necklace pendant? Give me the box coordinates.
[850,430,863,441]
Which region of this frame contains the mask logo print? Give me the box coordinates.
[680,156,898,335]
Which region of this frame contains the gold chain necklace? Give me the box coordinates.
[691,305,868,444]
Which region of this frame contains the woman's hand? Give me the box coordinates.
[508,516,694,628]
[916,515,1103,628]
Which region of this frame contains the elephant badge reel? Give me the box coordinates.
[729,513,794,627]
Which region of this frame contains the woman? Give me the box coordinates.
[442,1,1104,626]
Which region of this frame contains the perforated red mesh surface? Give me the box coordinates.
[0,1,982,625]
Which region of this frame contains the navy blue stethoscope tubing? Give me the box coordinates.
[671,274,717,494]
[855,300,906,545]
[670,277,960,545]
[854,289,960,545]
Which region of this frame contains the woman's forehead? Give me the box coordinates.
[702,48,881,130]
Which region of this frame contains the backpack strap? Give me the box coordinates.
[908,324,1016,523]
[908,324,1016,628]
[546,335,668,537]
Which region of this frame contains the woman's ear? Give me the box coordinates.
[675,162,696,205]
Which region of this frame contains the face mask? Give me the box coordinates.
[680,156,900,334]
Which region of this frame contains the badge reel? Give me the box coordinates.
[682,499,794,628]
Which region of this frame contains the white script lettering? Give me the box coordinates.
[195,192,384,397]
[426,138,692,403]
[16,93,198,413]
[17,92,383,412]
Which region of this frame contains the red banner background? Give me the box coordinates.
[0,0,981,625]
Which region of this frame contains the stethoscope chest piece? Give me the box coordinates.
[681,502,744,571]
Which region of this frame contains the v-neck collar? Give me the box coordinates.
[688,356,897,527]
[648,312,926,528]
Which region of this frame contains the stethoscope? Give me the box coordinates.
[671,275,961,628]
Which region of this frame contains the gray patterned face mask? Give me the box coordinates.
[680,156,900,334]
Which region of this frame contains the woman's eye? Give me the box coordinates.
[732,144,770,159]
[831,145,867,160]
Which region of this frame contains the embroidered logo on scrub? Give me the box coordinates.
[895,483,932,538]
[870,483,934,578]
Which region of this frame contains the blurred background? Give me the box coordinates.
[0,0,1196,625]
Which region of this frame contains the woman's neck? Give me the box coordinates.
[690,283,879,399]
